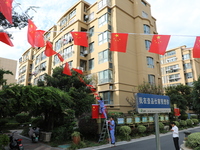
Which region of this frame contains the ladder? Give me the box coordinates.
[98,119,111,144]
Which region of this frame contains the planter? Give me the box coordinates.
[41,132,52,142]
[73,136,80,144]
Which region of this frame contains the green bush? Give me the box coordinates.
[186,119,193,127]
[68,141,87,150]
[119,126,131,141]
[159,122,164,130]
[191,115,198,119]
[192,119,199,125]
[15,113,31,124]
[137,125,146,133]
[31,116,44,127]
[107,112,124,118]
[0,134,9,147]
[174,121,180,127]
[194,147,200,150]
[78,114,98,140]
[185,132,200,149]
[5,123,20,129]
[51,126,68,143]
[0,118,8,127]
[180,120,187,127]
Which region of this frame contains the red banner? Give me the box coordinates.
[174,108,180,116]
[92,104,106,119]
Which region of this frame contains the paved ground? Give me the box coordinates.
[5,130,65,150]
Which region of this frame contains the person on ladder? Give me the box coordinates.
[97,97,107,119]
[108,116,115,146]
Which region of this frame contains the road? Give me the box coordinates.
[101,127,200,150]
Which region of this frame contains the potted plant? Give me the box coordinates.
[71,131,80,144]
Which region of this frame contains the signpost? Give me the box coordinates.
[135,93,171,150]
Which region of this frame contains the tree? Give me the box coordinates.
[0,68,13,88]
[191,76,200,117]
[40,66,95,118]
[165,84,191,117]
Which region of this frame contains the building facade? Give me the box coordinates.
[160,45,200,88]
[0,57,17,85]
[18,0,161,113]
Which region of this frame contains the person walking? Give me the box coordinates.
[97,97,107,119]
[170,122,180,150]
[109,116,115,146]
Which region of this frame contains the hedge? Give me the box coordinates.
[185,132,200,149]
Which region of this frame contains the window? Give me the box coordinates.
[165,64,179,73]
[89,12,94,21]
[185,72,193,79]
[33,77,38,85]
[183,63,192,70]
[35,55,40,65]
[148,74,155,85]
[80,46,86,57]
[98,69,113,84]
[54,55,60,65]
[147,57,154,68]
[39,74,45,81]
[44,32,50,41]
[98,0,111,10]
[145,40,151,50]
[89,26,94,37]
[143,24,150,34]
[182,54,191,60]
[55,39,62,51]
[40,61,46,71]
[99,13,111,27]
[186,82,193,87]
[166,57,177,63]
[99,91,113,104]
[63,30,74,45]
[142,11,148,18]
[141,0,147,6]
[89,42,94,53]
[68,61,73,68]
[98,49,112,64]
[41,51,46,61]
[169,73,181,82]
[69,9,76,19]
[80,60,87,71]
[63,45,73,59]
[166,51,176,56]
[89,58,94,70]
[98,31,111,45]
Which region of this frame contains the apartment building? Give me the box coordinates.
[18,0,161,113]
[0,57,17,85]
[160,45,200,88]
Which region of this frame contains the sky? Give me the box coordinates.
[1,0,200,61]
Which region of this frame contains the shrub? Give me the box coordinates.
[0,118,8,127]
[137,125,146,133]
[191,115,198,119]
[51,126,68,143]
[0,134,9,147]
[15,113,31,124]
[192,119,199,125]
[78,114,98,140]
[119,126,131,141]
[194,147,200,150]
[159,122,164,130]
[131,127,139,137]
[174,121,180,127]
[180,120,187,127]
[186,119,193,127]
[31,116,44,127]
[68,141,87,150]
[5,123,20,129]
[185,132,200,149]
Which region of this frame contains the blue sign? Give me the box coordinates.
[135,93,171,114]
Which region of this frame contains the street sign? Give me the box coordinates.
[135,93,171,114]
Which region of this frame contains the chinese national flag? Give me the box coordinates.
[34,30,46,47]
[63,62,72,76]
[44,41,57,57]
[92,104,106,119]
[71,32,88,47]
[27,19,37,47]
[56,53,64,62]
[193,36,200,58]
[0,32,13,46]
[0,0,13,24]
[149,35,171,55]
[174,108,180,116]
[94,93,98,96]
[72,68,83,74]
[110,33,128,53]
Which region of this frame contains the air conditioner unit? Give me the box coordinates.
[83,50,88,56]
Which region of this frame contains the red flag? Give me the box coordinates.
[44,41,57,57]
[27,19,37,47]
[34,30,46,47]
[92,104,99,119]
[78,75,86,84]
[71,32,88,47]
[174,108,180,116]
[0,0,13,24]
[94,93,98,96]
[0,32,13,46]
[193,36,200,58]
[72,68,83,74]
[63,62,72,76]
[56,53,64,62]
[149,35,171,55]
[110,33,128,53]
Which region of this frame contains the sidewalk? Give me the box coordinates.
[79,126,200,150]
